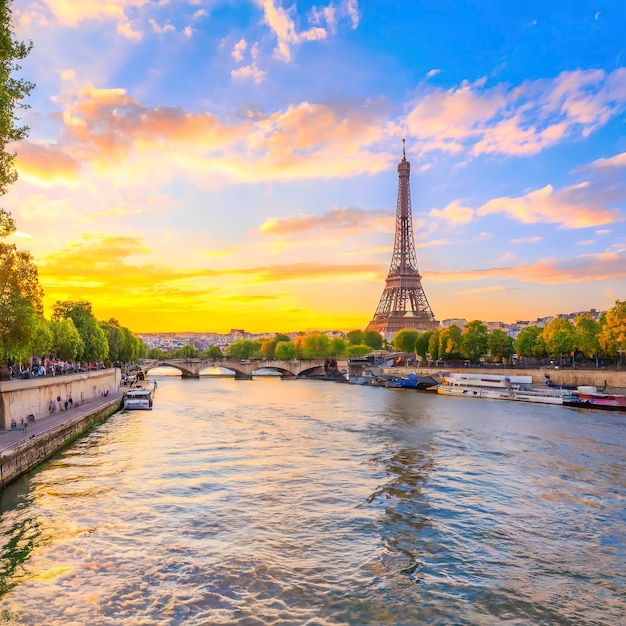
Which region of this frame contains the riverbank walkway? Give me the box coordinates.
[0,390,123,455]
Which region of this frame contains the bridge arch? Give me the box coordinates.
[140,358,340,379]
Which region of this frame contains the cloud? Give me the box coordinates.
[258,0,338,62]
[231,64,267,84]
[260,208,394,236]
[149,19,176,35]
[428,251,626,285]
[477,183,623,229]
[25,85,392,187]
[509,236,542,244]
[429,200,474,225]
[232,38,248,62]
[457,285,512,296]
[587,152,626,169]
[16,142,82,185]
[405,68,626,157]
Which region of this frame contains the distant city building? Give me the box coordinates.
[441,319,467,329]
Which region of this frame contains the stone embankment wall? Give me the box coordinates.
[389,367,626,391]
[0,396,121,488]
[0,369,121,430]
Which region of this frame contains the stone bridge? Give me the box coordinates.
[140,358,347,379]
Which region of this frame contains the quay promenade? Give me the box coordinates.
[0,391,123,488]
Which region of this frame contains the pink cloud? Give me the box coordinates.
[260,208,394,236]
[428,251,626,285]
[406,68,626,157]
[477,184,622,229]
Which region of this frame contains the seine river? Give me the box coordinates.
[1,371,624,625]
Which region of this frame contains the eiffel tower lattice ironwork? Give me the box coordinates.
[366,140,438,336]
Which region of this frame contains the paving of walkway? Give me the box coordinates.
[0,391,123,455]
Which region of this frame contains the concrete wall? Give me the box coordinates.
[0,396,121,488]
[0,369,121,430]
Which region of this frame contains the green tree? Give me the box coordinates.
[328,336,347,356]
[205,345,223,358]
[415,331,433,360]
[297,333,330,358]
[147,347,166,359]
[0,210,44,361]
[515,326,545,360]
[427,330,440,361]
[176,344,198,358]
[574,315,601,365]
[1,0,34,194]
[52,300,109,363]
[599,300,626,360]
[50,317,84,362]
[259,339,274,358]
[461,320,489,364]
[346,330,363,345]
[541,318,576,364]
[362,330,383,350]
[275,341,297,359]
[439,325,463,361]
[225,339,261,359]
[27,316,52,359]
[487,329,515,362]
[393,329,418,353]
[346,344,371,357]
[100,319,123,364]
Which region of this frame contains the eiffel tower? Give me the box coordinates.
[366,139,438,338]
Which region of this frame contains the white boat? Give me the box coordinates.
[123,384,155,410]
[437,372,532,400]
[511,388,577,405]
[437,385,512,399]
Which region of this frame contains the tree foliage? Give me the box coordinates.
[50,317,83,362]
[461,320,488,364]
[346,330,363,346]
[427,330,440,361]
[1,0,34,194]
[515,326,545,359]
[362,330,383,350]
[0,209,44,361]
[439,325,463,360]
[52,300,109,363]
[541,318,576,362]
[415,331,433,360]
[599,300,626,355]
[574,315,601,359]
[393,329,418,353]
[225,339,261,359]
[275,341,297,359]
[487,328,515,361]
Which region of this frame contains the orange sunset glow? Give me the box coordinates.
[7,1,626,333]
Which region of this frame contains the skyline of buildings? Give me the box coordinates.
[138,307,604,351]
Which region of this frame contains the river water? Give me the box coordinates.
[0,372,624,625]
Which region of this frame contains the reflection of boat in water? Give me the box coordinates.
[123,382,156,410]
[564,386,626,411]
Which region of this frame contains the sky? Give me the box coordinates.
[6,0,626,334]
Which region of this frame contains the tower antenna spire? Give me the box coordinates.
[402,137,406,161]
